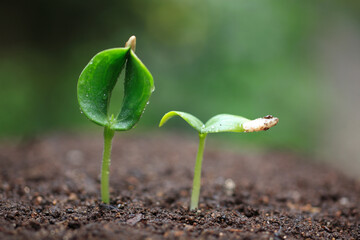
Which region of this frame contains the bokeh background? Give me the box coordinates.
[1,0,359,175]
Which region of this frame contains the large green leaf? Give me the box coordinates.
[78,46,154,130]
[159,111,204,132]
[78,48,129,126]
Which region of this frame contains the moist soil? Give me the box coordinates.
[0,133,359,239]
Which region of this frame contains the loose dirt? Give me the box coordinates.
[0,134,359,239]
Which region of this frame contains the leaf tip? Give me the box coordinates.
[159,119,164,127]
[159,111,173,127]
[243,115,279,132]
[125,35,136,52]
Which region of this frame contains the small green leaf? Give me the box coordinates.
[78,40,154,131]
[159,111,279,134]
[203,114,250,133]
[159,111,204,132]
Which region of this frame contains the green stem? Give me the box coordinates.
[190,133,207,210]
[101,126,115,204]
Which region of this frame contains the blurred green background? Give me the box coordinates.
[1,0,360,163]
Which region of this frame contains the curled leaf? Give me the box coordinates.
[159,111,204,132]
[113,51,154,130]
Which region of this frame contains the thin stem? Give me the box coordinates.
[190,133,207,210]
[101,127,115,204]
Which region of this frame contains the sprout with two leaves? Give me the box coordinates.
[77,36,154,204]
[159,111,278,210]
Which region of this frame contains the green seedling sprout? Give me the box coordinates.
[159,111,279,210]
[77,36,154,204]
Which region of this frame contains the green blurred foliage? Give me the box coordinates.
[0,0,359,151]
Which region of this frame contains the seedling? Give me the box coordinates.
[159,111,278,210]
[77,36,154,204]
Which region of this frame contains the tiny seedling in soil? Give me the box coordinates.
[77,36,154,204]
[159,111,279,210]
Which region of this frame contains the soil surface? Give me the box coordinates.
[0,133,359,239]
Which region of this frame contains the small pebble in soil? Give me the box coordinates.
[224,178,236,196]
[126,214,143,225]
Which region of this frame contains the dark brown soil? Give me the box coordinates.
[0,133,359,239]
